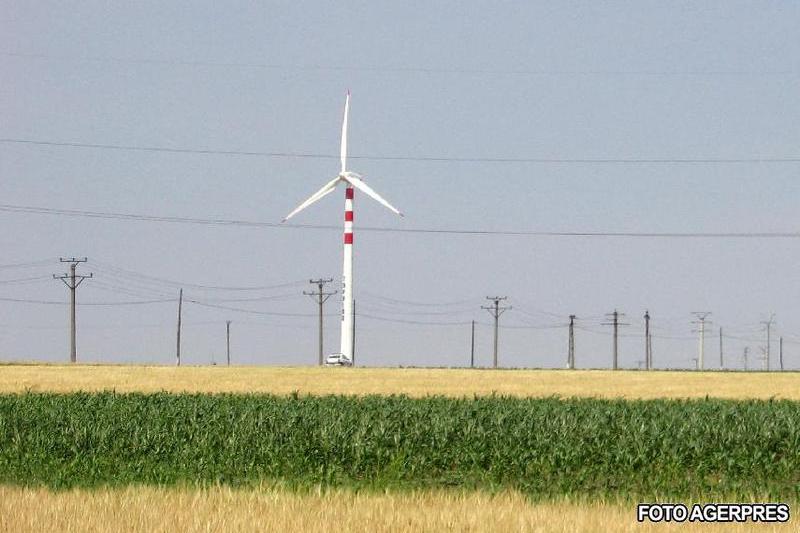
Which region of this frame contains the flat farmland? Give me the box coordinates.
[0,486,793,533]
[1,364,800,399]
[2,365,799,531]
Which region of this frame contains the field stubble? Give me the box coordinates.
[0,485,793,533]
[2,364,800,399]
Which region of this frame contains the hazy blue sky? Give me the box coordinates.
[1,2,798,369]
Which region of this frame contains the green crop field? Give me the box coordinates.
[1,392,799,500]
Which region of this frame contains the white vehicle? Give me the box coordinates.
[325,353,353,367]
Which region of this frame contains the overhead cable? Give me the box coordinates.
[2,203,798,239]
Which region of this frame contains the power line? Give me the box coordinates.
[5,51,798,77]
[0,320,220,331]
[0,296,174,305]
[358,302,475,316]
[0,275,52,284]
[358,313,472,326]
[92,260,307,291]
[720,332,800,346]
[87,279,174,300]
[90,279,299,303]
[2,138,800,164]
[0,259,53,269]
[2,203,799,239]
[360,291,479,307]
[184,298,326,317]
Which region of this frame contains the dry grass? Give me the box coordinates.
[0,485,793,533]
[1,364,799,399]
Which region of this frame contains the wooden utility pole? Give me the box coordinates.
[226,320,231,366]
[176,288,183,366]
[304,278,336,366]
[568,315,576,369]
[53,257,92,363]
[470,320,475,368]
[482,297,511,369]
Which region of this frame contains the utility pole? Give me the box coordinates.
[226,320,231,366]
[743,346,749,371]
[761,314,775,371]
[602,310,628,370]
[53,257,92,363]
[482,297,511,369]
[644,310,651,370]
[470,320,475,368]
[567,315,576,369]
[779,337,784,371]
[719,327,724,370]
[304,278,336,366]
[176,288,183,366]
[691,312,712,371]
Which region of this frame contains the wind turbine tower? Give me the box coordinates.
[283,92,403,364]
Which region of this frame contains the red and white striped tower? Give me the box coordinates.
[340,184,355,358]
[283,91,403,364]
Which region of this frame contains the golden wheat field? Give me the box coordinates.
[1,363,799,399]
[0,485,794,533]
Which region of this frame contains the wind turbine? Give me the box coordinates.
[283,91,403,364]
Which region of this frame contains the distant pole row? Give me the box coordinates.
[466,307,785,372]
[43,259,787,370]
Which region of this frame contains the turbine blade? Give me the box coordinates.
[342,174,403,217]
[283,177,341,221]
[340,91,350,174]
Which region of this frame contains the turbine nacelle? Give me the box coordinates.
[282,92,403,222]
[282,172,403,222]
